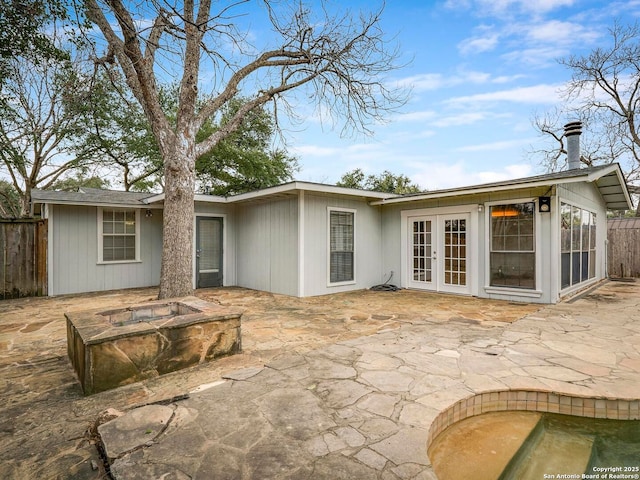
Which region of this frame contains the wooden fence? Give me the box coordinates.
[608,217,640,278]
[0,219,47,299]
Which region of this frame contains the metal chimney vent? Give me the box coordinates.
[564,121,582,170]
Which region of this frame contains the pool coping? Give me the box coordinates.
[427,389,640,448]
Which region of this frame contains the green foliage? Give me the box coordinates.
[0,0,69,83]
[84,85,299,195]
[0,180,21,218]
[73,70,163,192]
[0,41,101,215]
[195,97,299,196]
[337,168,422,194]
[51,172,110,191]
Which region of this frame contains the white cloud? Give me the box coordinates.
[446,0,576,17]
[474,164,534,183]
[456,137,538,152]
[395,73,447,91]
[430,111,491,127]
[395,69,519,93]
[492,74,527,84]
[394,110,438,122]
[446,84,563,105]
[458,33,500,55]
[291,143,386,162]
[411,161,534,190]
[291,145,342,157]
[525,20,601,45]
[500,46,568,67]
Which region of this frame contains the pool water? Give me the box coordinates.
[428,411,640,480]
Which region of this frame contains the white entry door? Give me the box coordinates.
[407,214,471,294]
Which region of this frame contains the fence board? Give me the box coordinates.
[0,219,47,299]
[607,218,640,278]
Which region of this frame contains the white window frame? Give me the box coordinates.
[400,205,479,296]
[559,200,597,293]
[97,207,141,264]
[484,198,543,298]
[327,207,357,286]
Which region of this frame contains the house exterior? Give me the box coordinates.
[31,163,632,304]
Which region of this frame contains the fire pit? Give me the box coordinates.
[66,296,242,395]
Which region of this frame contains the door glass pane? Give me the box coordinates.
[411,220,432,283]
[199,219,221,271]
[443,216,467,286]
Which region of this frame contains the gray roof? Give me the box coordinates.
[31,187,155,207]
[31,164,634,211]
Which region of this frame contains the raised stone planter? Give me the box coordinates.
[66,296,242,395]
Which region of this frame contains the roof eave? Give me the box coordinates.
[370,177,570,205]
[31,198,155,209]
[371,165,633,209]
[226,181,398,203]
[590,164,634,211]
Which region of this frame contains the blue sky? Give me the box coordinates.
[265,0,640,190]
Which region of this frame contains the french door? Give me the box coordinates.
[408,214,470,294]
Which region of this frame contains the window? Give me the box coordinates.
[490,202,535,289]
[99,208,139,262]
[329,209,355,284]
[561,203,596,289]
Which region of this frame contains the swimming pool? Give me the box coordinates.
[428,411,640,480]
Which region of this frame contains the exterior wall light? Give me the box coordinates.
[539,197,551,213]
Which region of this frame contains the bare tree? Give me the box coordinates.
[83,0,406,298]
[0,52,97,216]
[531,22,640,190]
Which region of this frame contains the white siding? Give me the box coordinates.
[303,194,383,296]
[380,187,559,304]
[236,197,298,296]
[50,205,162,295]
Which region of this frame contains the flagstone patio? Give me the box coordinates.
[1,281,639,479]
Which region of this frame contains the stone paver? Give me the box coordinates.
[1,281,640,478]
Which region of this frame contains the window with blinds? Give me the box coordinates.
[99,208,139,262]
[329,210,355,283]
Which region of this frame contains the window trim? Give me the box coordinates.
[97,207,142,264]
[327,207,357,286]
[192,213,227,289]
[559,200,597,292]
[485,199,540,293]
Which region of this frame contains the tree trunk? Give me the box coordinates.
[158,136,196,299]
[20,183,32,218]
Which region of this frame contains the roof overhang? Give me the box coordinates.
[587,167,633,210]
[143,182,397,205]
[226,181,397,203]
[370,164,633,211]
[32,182,397,209]
[31,198,160,209]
